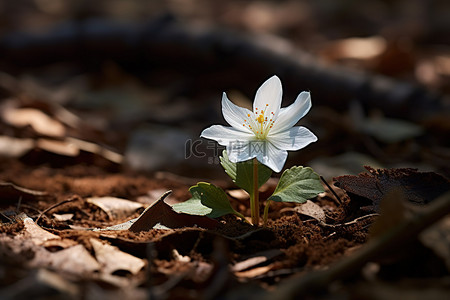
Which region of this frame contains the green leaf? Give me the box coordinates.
[269,166,324,203]
[173,182,238,218]
[172,196,212,216]
[220,150,272,196]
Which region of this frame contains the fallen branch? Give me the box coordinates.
[0,16,444,121]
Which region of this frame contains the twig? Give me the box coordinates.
[36,197,79,225]
[319,213,379,229]
[0,212,12,223]
[263,191,450,299]
[320,176,341,205]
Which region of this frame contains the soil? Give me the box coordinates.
[0,154,378,299]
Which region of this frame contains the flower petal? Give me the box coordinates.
[256,142,287,173]
[253,75,282,119]
[270,91,311,134]
[201,125,254,146]
[268,126,318,151]
[221,92,254,133]
[226,140,257,163]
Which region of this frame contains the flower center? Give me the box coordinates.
[242,104,275,139]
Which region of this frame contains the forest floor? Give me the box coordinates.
[0,1,449,299]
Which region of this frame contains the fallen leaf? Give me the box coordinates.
[322,36,387,61]
[87,197,144,220]
[36,269,80,298]
[334,166,450,210]
[0,135,34,157]
[231,249,283,272]
[292,200,326,222]
[66,137,123,164]
[32,244,100,275]
[90,238,145,275]
[2,107,66,137]
[234,265,274,278]
[227,189,249,200]
[53,213,74,221]
[22,217,60,245]
[36,139,79,157]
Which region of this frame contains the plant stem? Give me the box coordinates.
[251,158,260,225]
[263,200,271,226]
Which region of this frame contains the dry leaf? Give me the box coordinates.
[231,249,283,272]
[227,189,249,200]
[334,166,450,210]
[2,107,66,137]
[53,213,74,221]
[87,197,144,220]
[322,36,386,61]
[32,244,100,275]
[36,139,79,156]
[66,137,123,164]
[0,135,34,157]
[22,217,60,245]
[90,238,145,275]
[293,200,326,222]
[234,265,274,278]
[36,269,80,297]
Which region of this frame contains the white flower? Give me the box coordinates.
[201,75,318,172]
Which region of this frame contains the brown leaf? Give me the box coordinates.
[234,265,274,278]
[90,238,145,275]
[36,139,79,157]
[32,244,100,275]
[128,191,218,232]
[0,135,34,157]
[87,197,144,220]
[334,166,450,210]
[231,249,283,272]
[2,107,66,137]
[22,217,60,245]
[52,213,74,221]
[293,200,326,222]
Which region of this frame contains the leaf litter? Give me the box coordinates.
[2,158,448,299]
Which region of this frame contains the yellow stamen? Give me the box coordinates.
[257,114,264,124]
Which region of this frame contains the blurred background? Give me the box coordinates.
[0,0,449,178]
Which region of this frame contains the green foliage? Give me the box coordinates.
[220,150,272,196]
[269,166,324,203]
[173,182,239,218]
